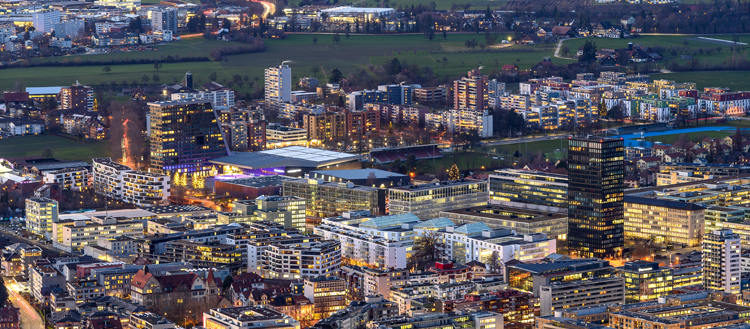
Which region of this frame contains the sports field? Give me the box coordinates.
[0,135,112,162]
[0,34,570,93]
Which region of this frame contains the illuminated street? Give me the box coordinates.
[6,280,43,329]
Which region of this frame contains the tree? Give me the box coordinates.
[410,230,447,268]
[733,128,743,153]
[209,72,218,81]
[329,68,343,83]
[366,171,377,186]
[312,37,318,44]
[562,44,570,57]
[579,40,597,62]
[487,250,500,273]
[152,73,160,83]
[405,154,417,172]
[102,66,111,74]
[448,163,460,180]
[153,61,162,71]
[311,66,320,76]
[0,279,7,308]
[41,148,54,158]
[141,74,149,84]
[222,18,232,30]
[332,33,341,44]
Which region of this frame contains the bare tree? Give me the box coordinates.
[487,250,500,273]
[410,230,447,268]
[366,171,377,186]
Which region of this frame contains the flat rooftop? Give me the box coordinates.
[389,179,485,192]
[211,146,360,169]
[309,169,407,180]
[218,175,294,188]
[440,204,567,223]
[139,205,213,214]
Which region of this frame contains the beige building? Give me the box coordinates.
[52,216,145,253]
[624,196,705,246]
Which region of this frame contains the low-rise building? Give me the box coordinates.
[202,306,300,329]
[53,216,144,253]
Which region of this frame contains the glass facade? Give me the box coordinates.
[620,261,673,303]
[489,169,568,209]
[568,137,624,259]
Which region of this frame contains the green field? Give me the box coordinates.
[0,34,568,93]
[0,135,112,161]
[650,71,750,90]
[490,139,568,161]
[643,131,733,145]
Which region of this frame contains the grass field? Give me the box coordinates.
[0,34,566,93]
[0,135,112,161]
[643,131,733,144]
[650,71,750,90]
[490,139,568,161]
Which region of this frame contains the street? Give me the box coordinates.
[7,284,43,329]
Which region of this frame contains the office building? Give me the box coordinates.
[60,82,94,110]
[539,277,625,316]
[151,8,177,32]
[568,136,625,259]
[618,260,674,303]
[33,10,61,34]
[228,195,306,231]
[162,240,242,274]
[148,100,229,175]
[26,197,58,238]
[489,169,568,211]
[609,300,750,329]
[265,64,291,103]
[283,179,385,219]
[454,69,489,111]
[388,180,488,219]
[440,205,568,240]
[507,258,614,296]
[624,196,705,247]
[703,229,741,294]
[370,310,503,329]
[266,123,307,148]
[262,240,341,279]
[52,216,144,253]
[202,306,300,329]
[303,277,347,320]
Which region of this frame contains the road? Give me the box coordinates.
[7,284,43,329]
[253,0,275,19]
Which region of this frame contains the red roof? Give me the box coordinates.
[130,270,152,290]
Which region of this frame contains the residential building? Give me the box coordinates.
[414,86,447,105]
[440,205,568,240]
[66,279,105,304]
[30,264,66,305]
[304,277,347,320]
[93,158,170,206]
[43,167,89,191]
[540,277,625,316]
[151,8,177,32]
[59,82,93,110]
[703,229,741,294]
[488,169,568,211]
[171,88,235,110]
[265,64,291,103]
[568,136,625,259]
[130,269,218,307]
[92,33,139,47]
[262,240,341,280]
[424,109,494,138]
[1,244,41,277]
[202,306,300,329]
[454,69,489,111]
[33,10,61,34]
[54,19,85,39]
[443,290,535,329]
[388,179,488,219]
[148,100,229,175]
[369,310,503,329]
[303,111,347,142]
[283,179,385,219]
[93,0,140,9]
[26,197,58,238]
[129,312,175,329]
[624,196,705,247]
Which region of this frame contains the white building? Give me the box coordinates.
[171,89,235,110]
[261,240,341,280]
[32,10,61,34]
[388,180,489,219]
[94,0,140,9]
[151,8,177,32]
[314,212,455,269]
[424,109,493,138]
[152,29,172,42]
[539,277,625,316]
[7,120,44,135]
[266,123,307,148]
[443,223,556,273]
[265,64,291,103]
[703,229,741,294]
[53,216,145,253]
[26,197,58,238]
[54,19,84,38]
[93,158,170,206]
[43,167,88,191]
[203,306,300,329]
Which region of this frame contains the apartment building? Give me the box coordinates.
[388,179,488,219]
[43,167,89,190]
[303,111,347,142]
[454,69,489,111]
[424,109,494,138]
[59,82,94,110]
[624,196,705,247]
[703,229,741,294]
[303,277,347,320]
[488,169,568,211]
[162,240,242,274]
[30,264,66,305]
[171,89,235,110]
[266,123,307,148]
[93,158,170,206]
[67,279,105,304]
[203,306,300,329]
[262,240,341,280]
[26,197,59,238]
[265,64,291,103]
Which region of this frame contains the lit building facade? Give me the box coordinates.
[703,229,741,294]
[488,169,568,211]
[388,180,488,219]
[26,197,58,238]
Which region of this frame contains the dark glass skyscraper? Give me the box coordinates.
[148,100,229,175]
[567,136,625,259]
